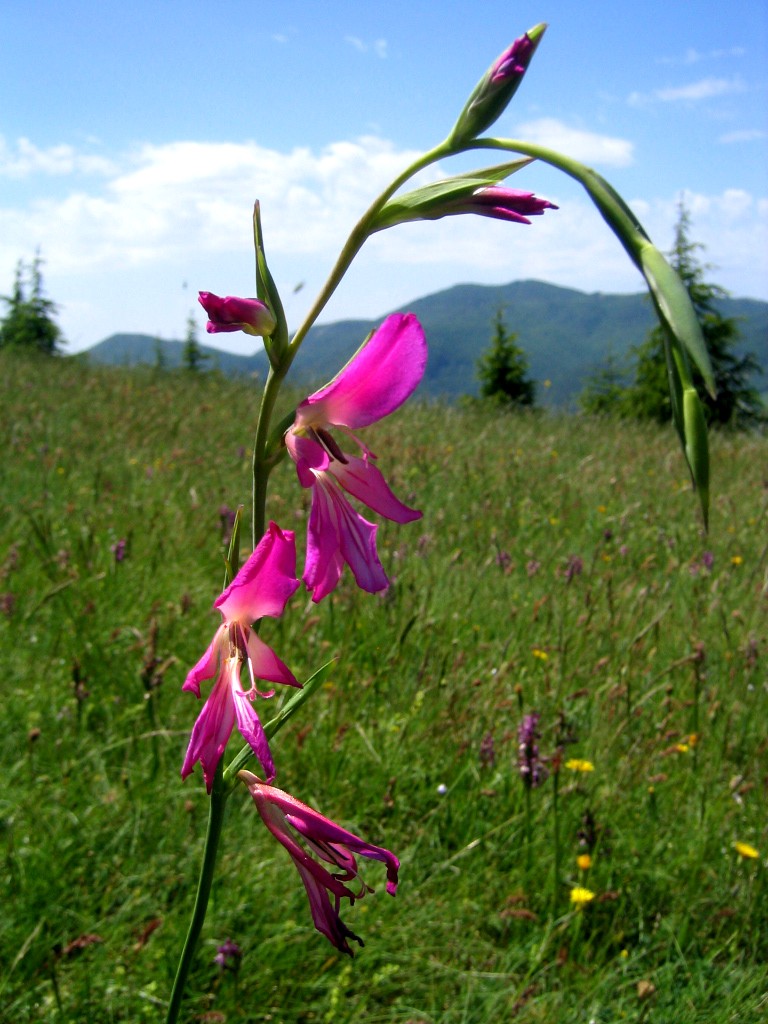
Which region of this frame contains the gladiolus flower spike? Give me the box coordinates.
[199,291,276,337]
[240,770,399,956]
[181,522,301,791]
[286,313,427,602]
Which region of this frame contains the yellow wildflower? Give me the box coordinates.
[532,648,549,661]
[730,555,743,565]
[570,886,595,908]
[733,841,759,860]
[565,759,594,773]
[577,853,592,871]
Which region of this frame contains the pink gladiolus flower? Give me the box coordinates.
[198,291,276,337]
[239,770,399,955]
[181,522,300,790]
[286,313,427,602]
[447,187,557,224]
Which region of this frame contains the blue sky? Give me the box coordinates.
[1,0,766,353]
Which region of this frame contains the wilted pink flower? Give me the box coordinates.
[286,314,427,602]
[198,291,276,337]
[110,538,127,563]
[564,554,584,582]
[239,771,399,955]
[442,187,557,225]
[181,523,300,790]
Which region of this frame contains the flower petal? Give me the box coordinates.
[244,630,300,689]
[181,664,236,791]
[216,522,299,623]
[297,314,427,431]
[231,686,276,782]
[330,454,422,524]
[304,480,388,601]
[182,626,225,697]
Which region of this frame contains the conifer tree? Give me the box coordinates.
[477,307,536,408]
[624,201,763,428]
[0,256,63,354]
[182,314,208,372]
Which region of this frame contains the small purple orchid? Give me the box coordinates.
[286,313,427,602]
[518,711,548,789]
[181,522,300,790]
[198,291,276,337]
[239,771,399,956]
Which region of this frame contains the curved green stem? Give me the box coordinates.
[250,139,454,544]
[166,765,229,1024]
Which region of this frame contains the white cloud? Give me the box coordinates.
[344,35,387,58]
[719,128,767,144]
[629,76,746,105]
[513,118,634,167]
[657,46,746,66]
[0,135,116,178]
[0,135,765,352]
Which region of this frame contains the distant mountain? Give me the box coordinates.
[83,279,768,407]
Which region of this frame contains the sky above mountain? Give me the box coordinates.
[1,0,766,354]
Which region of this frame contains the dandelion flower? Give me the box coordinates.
[565,759,594,773]
[570,886,595,908]
[577,853,592,871]
[734,841,759,860]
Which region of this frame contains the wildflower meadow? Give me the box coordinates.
[2,19,766,1024]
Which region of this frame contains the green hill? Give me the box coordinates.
[83,279,768,406]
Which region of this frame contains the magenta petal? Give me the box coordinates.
[231,687,275,782]
[181,666,236,791]
[182,627,224,697]
[285,431,329,486]
[298,314,427,430]
[304,480,388,601]
[244,631,300,689]
[330,454,422,524]
[216,522,299,622]
[303,484,346,602]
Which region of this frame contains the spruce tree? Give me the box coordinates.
[624,201,763,428]
[476,308,536,408]
[0,256,63,354]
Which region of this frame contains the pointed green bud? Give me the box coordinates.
[448,24,547,147]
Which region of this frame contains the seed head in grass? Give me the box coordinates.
[286,313,427,602]
[239,771,399,956]
[181,522,300,791]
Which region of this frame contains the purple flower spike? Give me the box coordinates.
[286,313,427,602]
[518,712,548,789]
[198,291,276,337]
[240,771,399,956]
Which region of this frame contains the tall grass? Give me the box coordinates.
[1,351,766,1022]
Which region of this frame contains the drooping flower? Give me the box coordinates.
[286,313,427,602]
[198,291,276,337]
[239,771,399,956]
[181,522,300,790]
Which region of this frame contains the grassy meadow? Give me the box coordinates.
[1,350,766,1023]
